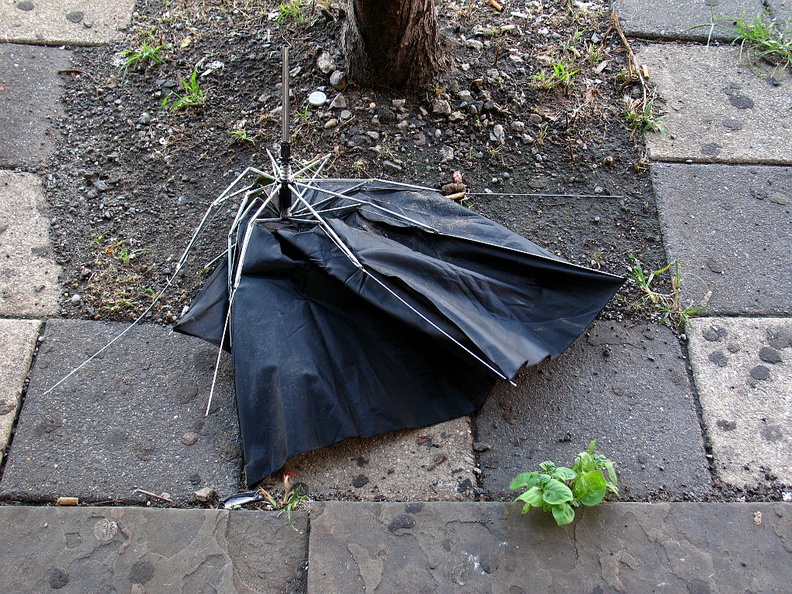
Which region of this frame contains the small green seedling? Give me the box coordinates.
[623,97,666,134]
[532,61,580,90]
[276,0,310,26]
[163,66,205,111]
[510,441,618,526]
[628,256,707,330]
[229,128,256,144]
[733,14,791,70]
[119,37,168,72]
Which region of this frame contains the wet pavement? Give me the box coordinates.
[0,0,789,591]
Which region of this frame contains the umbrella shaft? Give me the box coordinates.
[279,142,292,217]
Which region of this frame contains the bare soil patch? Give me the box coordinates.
[47,0,666,326]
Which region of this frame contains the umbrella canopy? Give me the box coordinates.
[175,166,624,486]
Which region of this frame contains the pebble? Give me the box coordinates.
[339,109,352,120]
[316,51,335,74]
[329,94,347,109]
[432,99,452,115]
[182,432,199,446]
[491,123,506,144]
[352,474,369,488]
[308,91,327,107]
[329,70,347,90]
[392,99,406,109]
[70,294,81,304]
[383,160,403,172]
[439,146,454,163]
[529,114,543,124]
[324,118,338,129]
[193,487,217,502]
[510,121,525,132]
[466,39,484,51]
[138,112,151,125]
[448,111,466,122]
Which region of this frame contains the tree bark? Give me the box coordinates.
[342,0,445,91]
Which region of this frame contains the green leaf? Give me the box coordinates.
[516,486,544,508]
[509,472,541,490]
[542,479,574,505]
[539,461,556,474]
[603,460,618,487]
[574,470,607,506]
[552,466,577,481]
[522,501,534,514]
[574,452,595,474]
[551,502,575,526]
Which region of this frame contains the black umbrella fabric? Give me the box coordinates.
[175,170,623,486]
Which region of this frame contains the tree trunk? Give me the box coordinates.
[342,0,445,91]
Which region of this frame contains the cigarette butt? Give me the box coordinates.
[446,191,467,201]
[640,65,650,79]
[56,497,79,506]
[490,0,503,11]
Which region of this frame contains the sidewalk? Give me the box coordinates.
[0,0,789,591]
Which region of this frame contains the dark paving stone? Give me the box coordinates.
[0,506,307,593]
[0,44,70,168]
[653,163,792,316]
[476,321,711,499]
[307,501,792,593]
[0,319,242,503]
[614,0,790,42]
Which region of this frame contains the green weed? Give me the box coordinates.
[229,128,256,144]
[532,61,580,90]
[733,14,792,69]
[276,0,310,26]
[628,256,707,330]
[511,441,618,526]
[119,36,168,72]
[163,66,205,111]
[623,97,666,134]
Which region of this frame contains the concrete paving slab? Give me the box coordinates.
[636,44,792,165]
[285,417,477,502]
[688,317,792,486]
[0,318,40,457]
[0,319,242,504]
[308,501,792,593]
[614,0,791,42]
[653,163,792,316]
[476,321,711,500]
[0,506,307,593]
[0,0,134,46]
[0,171,62,317]
[0,44,71,168]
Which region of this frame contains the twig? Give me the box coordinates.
[426,454,448,471]
[611,10,649,108]
[134,489,174,503]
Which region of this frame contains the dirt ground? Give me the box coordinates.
[47,0,666,326]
